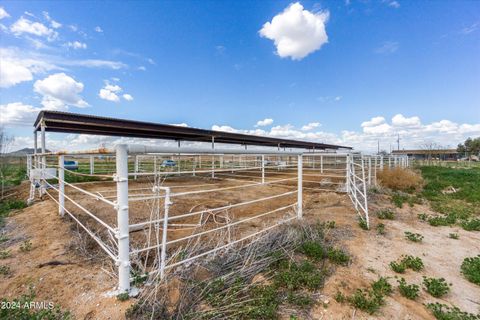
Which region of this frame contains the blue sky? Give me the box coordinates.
[0,0,479,151]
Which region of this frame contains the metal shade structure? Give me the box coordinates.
[34,111,351,150]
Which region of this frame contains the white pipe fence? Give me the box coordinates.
[26,146,409,294]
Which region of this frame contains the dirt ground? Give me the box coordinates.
[1,178,479,319]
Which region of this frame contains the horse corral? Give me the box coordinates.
[27,111,409,294]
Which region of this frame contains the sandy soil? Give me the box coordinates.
[307,193,480,319]
[1,179,479,319]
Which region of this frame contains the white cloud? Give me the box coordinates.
[50,20,61,29]
[255,118,274,127]
[138,66,146,71]
[94,26,103,33]
[385,0,400,8]
[0,48,61,88]
[392,114,421,127]
[61,59,126,69]
[98,81,133,102]
[170,123,188,127]
[0,47,126,88]
[122,93,133,101]
[10,17,58,41]
[461,23,478,35]
[301,122,321,131]
[0,102,41,126]
[0,60,33,88]
[374,41,399,54]
[361,116,385,127]
[259,2,329,60]
[99,88,120,102]
[66,41,87,49]
[34,73,88,109]
[42,11,61,29]
[0,7,10,20]
[334,96,342,101]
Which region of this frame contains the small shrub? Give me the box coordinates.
[376,223,386,235]
[19,240,32,252]
[377,167,423,192]
[0,265,11,276]
[0,200,27,227]
[402,255,424,271]
[405,231,424,242]
[418,213,428,221]
[334,291,346,303]
[461,219,480,231]
[323,220,336,229]
[390,261,407,273]
[423,277,451,298]
[428,214,456,227]
[287,292,313,307]
[392,193,408,208]
[299,241,325,261]
[377,209,395,220]
[371,277,392,296]
[358,218,369,230]
[0,250,10,259]
[117,292,129,301]
[448,233,459,240]
[425,302,480,320]
[131,269,148,286]
[348,289,383,315]
[0,235,8,243]
[326,248,350,266]
[274,260,325,291]
[397,278,419,300]
[461,256,480,285]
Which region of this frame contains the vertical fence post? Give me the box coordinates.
[58,155,65,217]
[345,154,350,193]
[33,131,38,168]
[211,155,215,179]
[115,144,130,293]
[297,154,303,219]
[89,155,94,175]
[261,155,265,184]
[134,155,138,180]
[193,156,196,176]
[368,156,372,186]
[374,156,378,185]
[320,155,323,173]
[40,123,46,196]
[160,187,170,280]
[380,156,383,170]
[361,156,369,229]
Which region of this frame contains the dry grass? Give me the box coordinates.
[377,168,423,192]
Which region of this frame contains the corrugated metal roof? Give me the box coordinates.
[34,111,352,150]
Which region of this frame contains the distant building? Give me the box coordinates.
[392,149,458,160]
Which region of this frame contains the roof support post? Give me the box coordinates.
[115,144,130,294]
